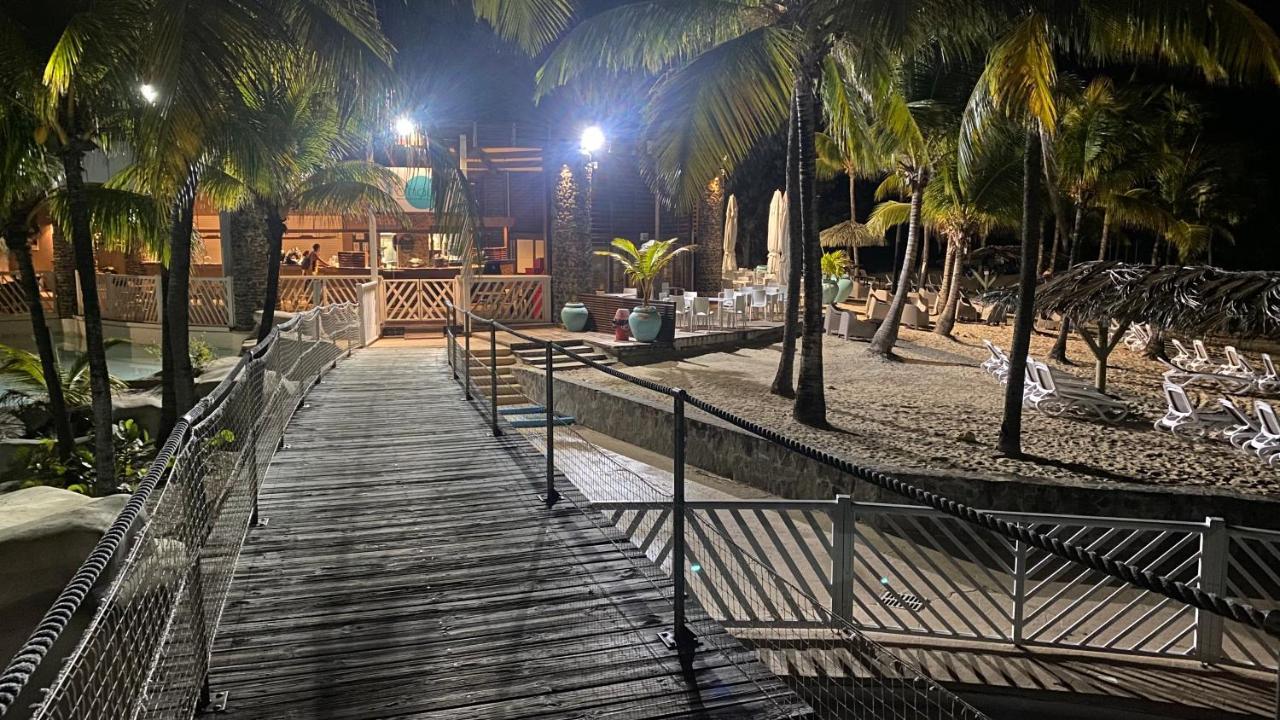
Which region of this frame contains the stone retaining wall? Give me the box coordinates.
[513,366,1280,529]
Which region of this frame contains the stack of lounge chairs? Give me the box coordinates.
[1154,385,1280,465]
[982,341,1130,424]
[1161,339,1279,395]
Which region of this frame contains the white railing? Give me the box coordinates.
[466,275,551,323]
[359,281,380,346]
[594,497,1280,670]
[381,278,456,323]
[0,272,56,316]
[94,274,234,327]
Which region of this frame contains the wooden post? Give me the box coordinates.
[543,342,559,506]
[488,320,500,437]
[223,276,236,329]
[1197,517,1228,664]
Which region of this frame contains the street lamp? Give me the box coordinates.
[139,83,159,104]
[579,125,605,154]
[393,115,417,138]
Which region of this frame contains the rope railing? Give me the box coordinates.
[445,303,1280,643]
[0,302,362,720]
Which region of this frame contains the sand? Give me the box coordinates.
[572,321,1278,498]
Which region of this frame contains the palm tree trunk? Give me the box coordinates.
[59,144,115,483]
[867,171,926,358]
[934,235,965,338]
[1096,209,1111,261]
[1150,238,1160,264]
[52,224,77,317]
[937,233,956,309]
[997,128,1043,457]
[258,202,287,342]
[1036,216,1048,274]
[771,89,803,398]
[4,231,75,456]
[1048,202,1085,363]
[159,268,176,441]
[1047,223,1060,272]
[166,173,198,419]
[918,226,931,287]
[792,67,826,427]
[847,177,860,270]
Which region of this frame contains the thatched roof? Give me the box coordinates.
[820,221,885,249]
[1035,261,1280,338]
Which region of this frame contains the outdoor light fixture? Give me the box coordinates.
[139,83,159,104]
[393,115,417,138]
[579,125,605,154]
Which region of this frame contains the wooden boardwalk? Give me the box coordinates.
[207,348,807,719]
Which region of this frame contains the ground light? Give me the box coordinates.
[580,125,605,154]
[139,83,159,104]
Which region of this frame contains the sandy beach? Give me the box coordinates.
[573,321,1278,499]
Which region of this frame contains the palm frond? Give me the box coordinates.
[472,0,576,55]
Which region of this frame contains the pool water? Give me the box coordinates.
[0,331,231,383]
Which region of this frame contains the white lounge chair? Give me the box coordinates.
[1159,358,1256,394]
[1246,401,1280,464]
[1169,339,1195,367]
[1123,323,1152,352]
[1219,398,1262,449]
[1261,354,1280,394]
[981,340,1007,378]
[1191,339,1214,371]
[1030,363,1129,424]
[1154,383,1233,437]
[1219,346,1252,377]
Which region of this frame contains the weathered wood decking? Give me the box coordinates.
[207,348,806,719]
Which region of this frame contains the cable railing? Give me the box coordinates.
[0,302,362,720]
[446,301,992,720]
[446,301,1280,718]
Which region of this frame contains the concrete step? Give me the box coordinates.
[466,355,517,368]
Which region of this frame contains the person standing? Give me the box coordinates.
[300,243,329,275]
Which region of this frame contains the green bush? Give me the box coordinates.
[6,419,156,497]
[145,336,218,376]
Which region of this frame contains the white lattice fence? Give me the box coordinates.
[278,278,315,312]
[189,278,232,327]
[97,274,159,323]
[466,275,549,323]
[0,272,57,316]
[1222,526,1280,668]
[382,279,454,322]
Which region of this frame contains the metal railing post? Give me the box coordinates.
[829,495,854,624]
[543,342,559,506]
[1197,517,1229,664]
[666,388,696,655]
[1012,539,1027,646]
[448,305,456,380]
[463,313,473,401]
[488,320,500,437]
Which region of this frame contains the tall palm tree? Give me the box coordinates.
[0,109,76,456]
[961,1,1280,456]
[867,126,1022,339]
[535,0,990,426]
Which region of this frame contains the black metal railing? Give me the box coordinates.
[446,301,1280,719]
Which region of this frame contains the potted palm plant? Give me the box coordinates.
[594,237,694,342]
[820,251,852,305]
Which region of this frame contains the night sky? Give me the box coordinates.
[379,1,1280,271]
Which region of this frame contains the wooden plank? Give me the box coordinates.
[206,347,809,719]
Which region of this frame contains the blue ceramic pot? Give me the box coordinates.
[821,280,839,305]
[628,306,662,342]
[560,302,589,331]
[835,277,854,303]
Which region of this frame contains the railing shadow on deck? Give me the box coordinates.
[446,300,1280,720]
[0,303,362,720]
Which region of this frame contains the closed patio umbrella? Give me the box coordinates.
[774,191,790,283]
[722,194,739,278]
[766,190,783,279]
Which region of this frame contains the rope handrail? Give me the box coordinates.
[0,303,358,716]
[448,303,1280,638]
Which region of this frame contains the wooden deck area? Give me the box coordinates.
[207,347,807,719]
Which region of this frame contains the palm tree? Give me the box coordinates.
[0,108,76,456]
[960,1,1280,456]
[207,72,405,341]
[594,237,695,303]
[535,0,991,426]
[867,126,1022,339]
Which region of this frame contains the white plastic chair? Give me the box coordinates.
[719,290,742,328]
[1191,339,1214,371]
[690,296,712,331]
[750,288,768,321]
[1219,398,1261,449]
[1154,383,1231,437]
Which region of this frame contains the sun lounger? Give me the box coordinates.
[1030,363,1129,424]
[1154,383,1233,437]
[1123,324,1152,352]
[1158,358,1256,394]
[1246,401,1280,464]
[1169,339,1194,366]
[1261,354,1280,394]
[1219,398,1262,449]
[981,340,1007,378]
[1191,339,1214,371]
